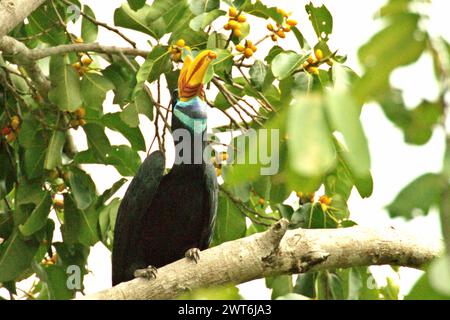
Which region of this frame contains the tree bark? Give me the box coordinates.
[0,0,47,38]
[79,219,440,300]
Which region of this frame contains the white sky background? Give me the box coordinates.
[4,0,449,300]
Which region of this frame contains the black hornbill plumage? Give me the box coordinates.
[112,50,218,285]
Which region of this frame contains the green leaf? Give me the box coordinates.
[288,94,335,177]
[19,193,52,236]
[103,62,136,106]
[68,167,97,210]
[98,198,120,249]
[34,264,75,300]
[23,147,46,179]
[266,275,293,299]
[249,60,267,90]
[62,195,99,246]
[293,273,316,298]
[18,115,47,149]
[96,178,127,208]
[406,255,450,300]
[44,130,65,170]
[102,112,146,151]
[355,13,426,101]
[189,0,220,15]
[0,231,39,282]
[82,123,112,162]
[387,173,447,219]
[212,194,247,245]
[271,52,307,80]
[211,49,234,76]
[114,4,156,37]
[325,93,370,179]
[128,0,146,11]
[189,9,225,31]
[106,145,142,176]
[48,56,82,112]
[305,2,333,41]
[241,0,284,24]
[81,5,98,42]
[136,45,172,86]
[81,72,115,110]
[120,103,140,128]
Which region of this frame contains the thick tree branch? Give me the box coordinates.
[79,220,440,300]
[0,36,51,95]
[0,0,47,39]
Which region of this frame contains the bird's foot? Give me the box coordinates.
[134,265,158,280]
[185,248,201,263]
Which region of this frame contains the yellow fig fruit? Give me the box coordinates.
[244,48,253,58]
[81,55,93,66]
[176,39,185,47]
[236,44,245,52]
[315,49,324,60]
[229,7,238,17]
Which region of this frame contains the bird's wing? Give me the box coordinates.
[112,150,165,285]
[202,163,218,247]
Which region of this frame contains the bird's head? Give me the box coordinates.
[172,50,216,134]
[177,49,217,102]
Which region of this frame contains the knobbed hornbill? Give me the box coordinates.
[112,50,218,286]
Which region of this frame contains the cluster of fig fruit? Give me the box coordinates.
[1,115,20,143]
[224,7,247,38]
[267,8,298,41]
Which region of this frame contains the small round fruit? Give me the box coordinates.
[267,23,274,31]
[244,48,253,58]
[250,45,257,52]
[237,15,246,23]
[233,29,242,37]
[172,52,182,62]
[307,55,314,64]
[72,62,81,69]
[276,29,286,38]
[6,132,16,143]
[1,126,11,136]
[74,37,84,43]
[283,26,291,32]
[228,20,240,29]
[236,44,245,52]
[286,19,298,27]
[276,8,286,16]
[10,116,20,130]
[176,39,185,47]
[229,7,238,17]
[258,198,265,205]
[315,49,324,60]
[245,40,253,47]
[81,55,93,66]
[271,34,278,42]
[221,152,229,161]
[319,195,332,206]
[307,66,319,75]
[78,119,87,126]
[296,191,303,198]
[224,23,231,30]
[74,107,86,118]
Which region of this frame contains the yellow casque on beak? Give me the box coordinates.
[178,50,217,101]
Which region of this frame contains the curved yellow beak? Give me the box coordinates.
[178,50,217,101]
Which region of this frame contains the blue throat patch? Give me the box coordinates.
[173,96,207,134]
